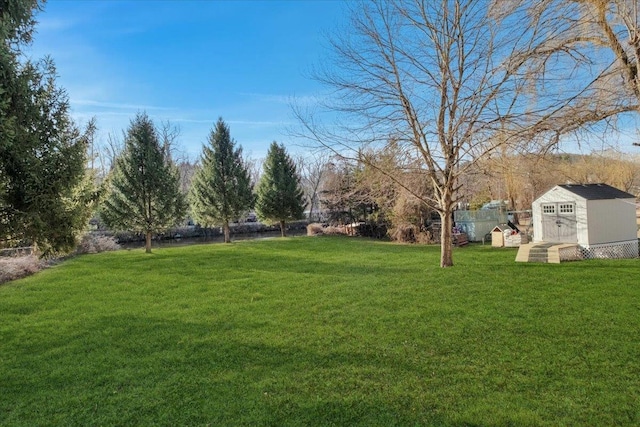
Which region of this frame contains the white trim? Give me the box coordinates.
[542,204,555,214]
[558,203,574,214]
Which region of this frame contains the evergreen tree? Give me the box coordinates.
[1,0,97,255]
[255,142,305,237]
[190,118,253,243]
[101,113,186,253]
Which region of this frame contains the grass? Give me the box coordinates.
[1,236,639,426]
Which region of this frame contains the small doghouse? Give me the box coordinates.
[531,183,638,259]
[491,224,527,247]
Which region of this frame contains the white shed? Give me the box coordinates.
[531,183,638,259]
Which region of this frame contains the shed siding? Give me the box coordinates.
[575,198,589,245]
[585,198,637,245]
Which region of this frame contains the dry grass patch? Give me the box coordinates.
[75,233,121,254]
[306,222,324,236]
[0,234,120,285]
[307,222,350,236]
[0,255,45,284]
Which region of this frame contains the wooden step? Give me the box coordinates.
[515,242,580,263]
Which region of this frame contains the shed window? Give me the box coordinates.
[542,204,555,214]
[559,203,574,214]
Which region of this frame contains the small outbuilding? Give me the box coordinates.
[531,183,638,259]
[491,224,528,247]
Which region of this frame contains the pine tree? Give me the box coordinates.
[255,142,305,237]
[101,113,186,253]
[190,118,253,243]
[1,1,96,255]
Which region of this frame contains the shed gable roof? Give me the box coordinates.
[558,183,635,200]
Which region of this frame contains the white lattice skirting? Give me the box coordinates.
[577,241,639,260]
[558,245,582,262]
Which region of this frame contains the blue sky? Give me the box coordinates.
[27,0,348,160]
[24,0,640,162]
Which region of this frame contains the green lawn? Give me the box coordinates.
[1,237,639,426]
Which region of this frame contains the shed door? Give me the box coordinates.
[541,202,577,243]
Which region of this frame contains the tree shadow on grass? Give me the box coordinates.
[1,313,475,426]
[5,299,627,426]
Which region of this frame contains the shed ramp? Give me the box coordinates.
[516,242,581,264]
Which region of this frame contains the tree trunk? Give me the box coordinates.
[145,232,152,254]
[223,221,231,243]
[280,220,286,237]
[440,208,454,268]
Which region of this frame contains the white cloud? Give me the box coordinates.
[227,120,292,127]
[239,92,325,107]
[36,16,77,32]
[72,99,173,112]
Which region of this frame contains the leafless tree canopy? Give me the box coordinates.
[293,0,640,267]
[514,0,640,140]
[296,152,330,221]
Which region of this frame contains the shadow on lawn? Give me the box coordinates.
[3,312,453,426]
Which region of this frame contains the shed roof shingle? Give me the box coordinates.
[558,183,636,200]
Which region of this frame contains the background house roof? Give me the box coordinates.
[558,183,636,200]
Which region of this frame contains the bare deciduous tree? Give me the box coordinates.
[244,156,263,190]
[517,0,640,142]
[159,120,185,162]
[318,156,367,225]
[293,0,594,267]
[297,151,330,221]
[579,0,640,106]
[358,142,436,242]
[459,149,640,212]
[96,131,124,178]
